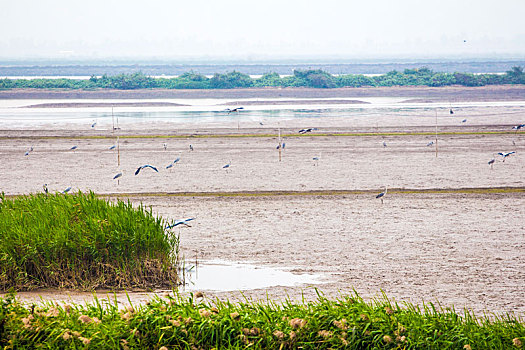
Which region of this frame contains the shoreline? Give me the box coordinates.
[1,85,525,100]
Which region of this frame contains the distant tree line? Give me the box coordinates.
[1,66,524,90]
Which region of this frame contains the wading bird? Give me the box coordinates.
[426,141,434,147]
[512,124,525,131]
[312,154,321,166]
[450,109,454,114]
[282,142,286,149]
[43,184,48,194]
[113,172,123,179]
[165,217,196,229]
[223,161,231,169]
[498,151,516,162]
[461,119,467,123]
[109,145,116,150]
[488,158,495,169]
[376,186,388,204]
[91,121,97,128]
[70,146,78,150]
[163,143,167,151]
[225,107,244,114]
[189,144,194,151]
[135,164,158,175]
[63,186,72,194]
[383,141,387,148]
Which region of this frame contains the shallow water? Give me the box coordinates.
[1,98,525,129]
[181,259,324,292]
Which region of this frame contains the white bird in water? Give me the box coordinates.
[498,151,516,162]
[135,164,159,175]
[113,172,123,180]
[62,186,72,194]
[376,186,388,204]
[165,217,196,229]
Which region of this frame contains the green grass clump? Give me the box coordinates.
[0,191,180,290]
[0,292,523,349]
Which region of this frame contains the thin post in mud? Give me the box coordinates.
[435,109,439,158]
[278,126,282,162]
[112,107,115,134]
[117,136,120,185]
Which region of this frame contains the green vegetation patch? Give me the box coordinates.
[0,292,523,349]
[0,192,180,291]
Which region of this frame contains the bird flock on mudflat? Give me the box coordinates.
[22,109,523,208]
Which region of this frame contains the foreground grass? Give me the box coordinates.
[0,192,180,290]
[0,292,523,349]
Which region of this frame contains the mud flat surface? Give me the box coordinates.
[1,85,525,100]
[1,86,525,315]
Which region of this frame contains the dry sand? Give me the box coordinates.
[1,86,525,315]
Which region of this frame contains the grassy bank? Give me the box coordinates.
[0,292,523,349]
[0,192,180,290]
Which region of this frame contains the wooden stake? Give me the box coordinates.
[278,126,282,162]
[435,109,438,158]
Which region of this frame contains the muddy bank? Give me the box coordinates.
[1,85,525,100]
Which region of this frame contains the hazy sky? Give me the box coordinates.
[1,0,525,60]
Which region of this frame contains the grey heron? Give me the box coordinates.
[189,144,194,151]
[512,124,525,131]
[135,165,159,175]
[498,151,516,162]
[383,141,387,148]
[488,158,495,169]
[376,186,388,204]
[113,172,123,180]
[165,217,196,229]
[163,143,167,151]
[225,107,244,114]
[299,128,317,134]
[426,141,434,147]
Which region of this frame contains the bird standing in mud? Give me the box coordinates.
[376,186,388,204]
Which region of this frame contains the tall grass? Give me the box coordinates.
[0,291,523,349]
[0,191,180,290]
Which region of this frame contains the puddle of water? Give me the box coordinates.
[181,260,324,292]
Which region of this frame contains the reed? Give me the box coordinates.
[0,191,180,290]
[0,291,523,349]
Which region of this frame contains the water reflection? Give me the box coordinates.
[181,260,324,292]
